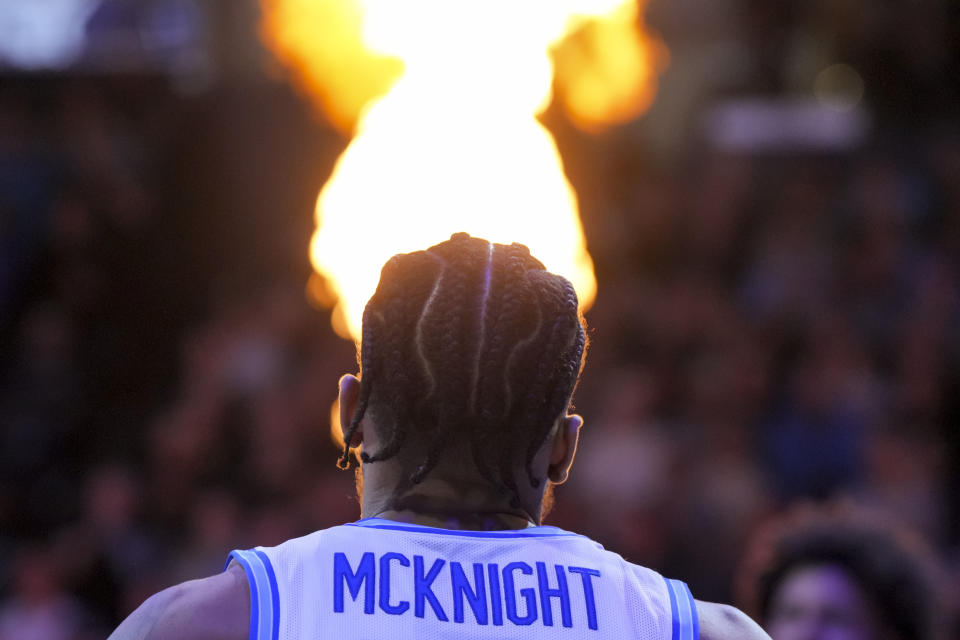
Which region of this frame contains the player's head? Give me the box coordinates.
[337,233,587,519]
[737,503,936,640]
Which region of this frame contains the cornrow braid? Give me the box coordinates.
[341,233,588,508]
[523,279,585,488]
[360,252,444,465]
[338,304,378,470]
[407,240,482,484]
[470,244,541,492]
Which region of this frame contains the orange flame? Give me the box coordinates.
[552,2,666,132]
[259,0,402,135]
[261,0,664,340]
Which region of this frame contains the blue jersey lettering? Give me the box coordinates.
[333,552,375,614]
[378,552,410,615]
[503,562,537,625]
[569,566,601,630]
[450,562,488,625]
[537,561,572,627]
[332,551,601,630]
[414,555,449,621]
[487,562,504,626]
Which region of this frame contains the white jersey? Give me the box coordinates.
[227,517,698,640]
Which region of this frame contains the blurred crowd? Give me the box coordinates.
[1,1,958,638]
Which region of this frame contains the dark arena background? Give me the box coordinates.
[0,1,958,638]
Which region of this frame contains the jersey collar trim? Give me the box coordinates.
[347,517,582,539]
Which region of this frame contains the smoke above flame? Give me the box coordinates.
[261,0,665,340]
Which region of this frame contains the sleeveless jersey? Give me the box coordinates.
[226,517,699,640]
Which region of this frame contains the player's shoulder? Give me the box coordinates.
[107,564,249,640]
[695,600,771,640]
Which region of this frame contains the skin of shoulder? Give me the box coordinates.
[695,600,772,640]
[107,564,249,640]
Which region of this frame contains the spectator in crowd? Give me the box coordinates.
[736,502,941,640]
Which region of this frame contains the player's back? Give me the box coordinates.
[228,518,697,640]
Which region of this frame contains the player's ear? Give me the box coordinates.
[547,414,582,484]
[338,374,363,447]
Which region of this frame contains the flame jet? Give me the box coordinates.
[261,0,664,340]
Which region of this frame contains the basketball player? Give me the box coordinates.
[110,234,770,639]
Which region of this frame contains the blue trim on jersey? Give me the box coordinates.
[254,549,281,640]
[664,578,698,640]
[665,575,679,640]
[227,549,280,640]
[349,518,581,539]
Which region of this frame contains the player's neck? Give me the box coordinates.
[360,470,542,530]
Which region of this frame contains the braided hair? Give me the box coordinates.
[338,233,587,504]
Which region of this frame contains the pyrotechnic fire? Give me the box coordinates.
[261,0,664,340]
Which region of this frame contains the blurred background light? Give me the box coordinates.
[0,0,100,69]
[0,0,208,76]
[813,63,865,112]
